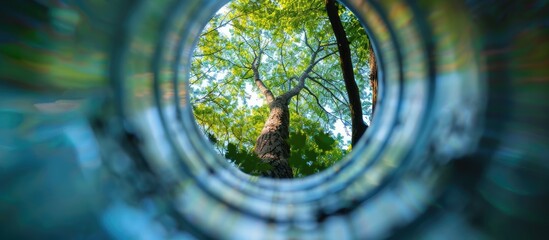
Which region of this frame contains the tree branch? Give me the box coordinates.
[279,35,290,78]
[212,54,247,69]
[308,76,348,106]
[310,70,350,104]
[252,51,275,104]
[303,87,332,119]
[193,47,224,57]
[280,44,337,102]
[303,29,315,52]
[303,87,349,126]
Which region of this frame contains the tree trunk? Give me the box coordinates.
[325,0,368,147]
[368,42,378,116]
[254,97,293,178]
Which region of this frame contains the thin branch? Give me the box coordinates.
[310,70,349,99]
[193,47,224,57]
[212,55,247,69]
[279,35,289,77]
[303,87,342,122]
[252,51,275,104]
[320,42,338,48]
[238,33,258,55]
[308,76,348,106]
[303,29,315,52]
[312,50,338,66]
[190,64,216,85]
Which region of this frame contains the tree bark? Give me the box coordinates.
[254,98,294,178]
[368,42,378,116]
[325,0,367,147]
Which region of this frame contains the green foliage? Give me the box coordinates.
[191,0,371,177]
[225,143,271,175]
[287,115,348,177]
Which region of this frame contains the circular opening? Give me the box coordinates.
[190,0,378,178]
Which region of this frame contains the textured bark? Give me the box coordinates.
[325,0,367,147]
[254,98,293,178]
[368,42,378,116]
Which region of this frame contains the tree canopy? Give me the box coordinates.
[190,0,374,177]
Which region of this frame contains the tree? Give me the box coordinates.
[191,0,374,178]
[325,0,368,146]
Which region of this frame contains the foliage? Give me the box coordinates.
[191,0,371,177]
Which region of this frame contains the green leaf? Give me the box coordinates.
[314,131,336,151]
